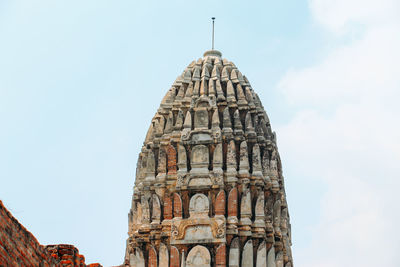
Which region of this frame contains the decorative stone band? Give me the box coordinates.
[170,217,226,244]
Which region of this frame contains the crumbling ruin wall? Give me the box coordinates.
[0,200,102,267]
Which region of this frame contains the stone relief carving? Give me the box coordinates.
[186,245,211,267]
[189,194,209,218]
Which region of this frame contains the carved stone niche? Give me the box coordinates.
[170,193,225,245]
[194,107,209,130]
[189,193,210,218]
[182,96,215,144]
[188,145,212,188]
[186,245,211,267]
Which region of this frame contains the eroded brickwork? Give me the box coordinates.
[0,200,102,267]
[126,50,293,267]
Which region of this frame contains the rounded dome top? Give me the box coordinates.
[136,51,280,191]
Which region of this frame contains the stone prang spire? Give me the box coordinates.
[125,50,293,267]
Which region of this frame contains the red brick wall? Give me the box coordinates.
[170,246,180,267]
[0,200,102,267]
[215,244,226,267]
[164,195,173,220]
[227,187,238,217]
[215,190,226,216]
[148,246,157,267]
[167,145,177,174]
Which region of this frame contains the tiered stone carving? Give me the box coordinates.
[125,50,293,267]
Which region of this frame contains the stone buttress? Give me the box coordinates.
[125,50,293,267]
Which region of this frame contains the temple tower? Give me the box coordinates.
[125,50,293,267]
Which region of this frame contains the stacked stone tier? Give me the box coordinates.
[126,51,293,267]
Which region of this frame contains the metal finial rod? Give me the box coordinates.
[212,17,215,50]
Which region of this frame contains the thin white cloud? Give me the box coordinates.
[309,0,400,33]
[277,0,400,266]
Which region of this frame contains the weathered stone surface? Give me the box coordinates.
[227,81,236,104]
[194,108,209,129]
[0,202,101,267]
[157,148,167,181]
[229,238,239,267]
[151,194,161,224]
[267,246,276,267]
[167,145,177,174]
[252,143,263,178]
[183,110,192,129]
[145,149,156,181]
[254,191,266,229]
[164,195,173,220]
[212,109,220,129]
[129,248,145,267]
[141,196,151,225]
[126,50,293,267]
[170,246,180,267]
[191,145,209,167]
[186,245,211,267]
[239,141,249,176]
[241,239,253,267]
[213,143,223,169]
[159,243,169,267]
[189,193,209,218]
[148,246,157,267]
[226,140,237,179]
[223,107,232,129]
[175,109,185,130]
[227,187,238,219]
[256,241,267,267]
[216,244,226,267]
[165,111,174,134]
[215,190,225,216]
[174,193,183,218]
[240,187,252,225]
[276,251,284,267]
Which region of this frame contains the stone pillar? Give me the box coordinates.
[173,193,183,218]
[228,238,239,267]
[226,140,237,182]
[239,186,252,231]
[145,150,156,182]
[241,240,253,267]
[256,241,267,267]
[227,187,238,234]
[159,243,169,267]
[151,194,161,225]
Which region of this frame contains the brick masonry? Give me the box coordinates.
[0,200,102,267]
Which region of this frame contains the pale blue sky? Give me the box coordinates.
[1,1,399,266]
